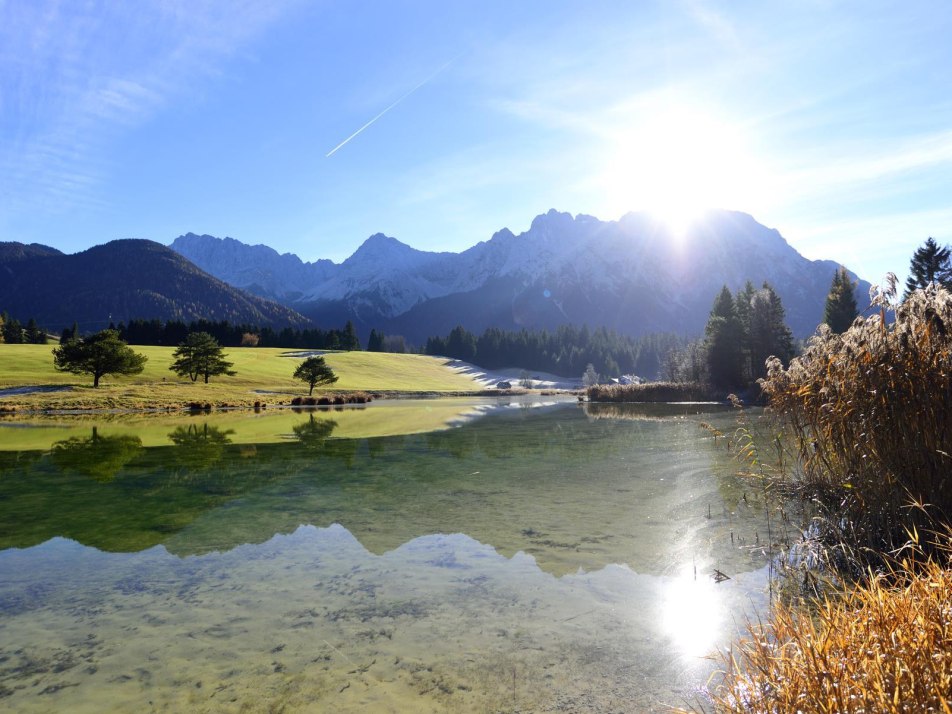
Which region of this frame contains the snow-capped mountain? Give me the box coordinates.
[171,209,870,342]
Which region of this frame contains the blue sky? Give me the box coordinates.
[2,0,951,286]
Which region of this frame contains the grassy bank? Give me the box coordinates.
[0,344,483,410]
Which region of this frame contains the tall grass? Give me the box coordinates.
[709,542,952,714]
[586,381,721,402]
[760,282,952,558]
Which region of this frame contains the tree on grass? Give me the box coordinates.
[293,355,338,395]
[905,237,952,298]
[2,316,23,344]
[53,329,147,387]
[25,318,46,344]
[367,328,385,352]
[169,331,236,383]
[824,266,859,333]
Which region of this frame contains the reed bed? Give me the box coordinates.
[709,547,952,713]
[586,381,721,402]
[760,282,952,557]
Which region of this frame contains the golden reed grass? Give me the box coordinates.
[760,282,952,556]
[586,381,720,402]
[709,547,952,714]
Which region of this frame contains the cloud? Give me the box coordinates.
[0,0,301,221]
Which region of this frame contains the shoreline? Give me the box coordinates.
[0,385,581,416]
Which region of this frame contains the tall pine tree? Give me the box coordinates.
[824,266,859,333]
[748,282,795,381]
[704,286,744,389]
[905,237,952,298]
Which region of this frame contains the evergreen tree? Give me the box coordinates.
[2,317,23,344]
[823,266,859,333]
[52,330,147,387]
[293,356,338,395]
[25,318,44,344]
[341,320,361,350]
[905,237,952,298]
[748,283,795,381]
[445,325,477,362]
[0,312,5,344]
[367,329,384,352]
[734,281,756,381]
[704,286,744,389]
[169,332,236,383]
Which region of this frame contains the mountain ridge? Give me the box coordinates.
[0,239,312,331]
[171,209,871,343]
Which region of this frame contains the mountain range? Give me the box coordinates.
[171,209,871,342]
[0,239,310,331]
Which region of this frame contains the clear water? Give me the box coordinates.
[0,398,772,712]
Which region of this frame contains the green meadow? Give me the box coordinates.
[0,344,483,410]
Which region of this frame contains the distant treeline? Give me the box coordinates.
[0,311,48,344]
[423,325,681,379]
[99,318,361,350]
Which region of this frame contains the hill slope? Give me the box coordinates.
[0,239,311,331]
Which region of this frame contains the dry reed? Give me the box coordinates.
[587,381,721,403]
[760,282,952,557]
[710,544,952,713]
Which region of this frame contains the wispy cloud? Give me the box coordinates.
[0,0,300,224]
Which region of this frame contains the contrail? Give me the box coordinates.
[325,55,460,158]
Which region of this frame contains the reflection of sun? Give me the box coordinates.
[660,568,724,657]
[599,103,769,236]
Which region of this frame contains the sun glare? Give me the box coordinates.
[599,104,769,235]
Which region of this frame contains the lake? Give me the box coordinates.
[0,398,773,712]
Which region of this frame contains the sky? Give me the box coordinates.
[2,0,951,287]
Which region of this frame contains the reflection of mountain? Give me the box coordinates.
[0,404,766,575]
[52,427,143,482]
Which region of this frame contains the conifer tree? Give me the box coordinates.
[905,237,952,298]
[367,329,384,352]
[2,317,23,344]
[341,320,361,350]
[293,355,338,395]
[169,332,236,383]
[53,330,147,387]
[25,318,44,344]
[734,281,756,382]
[704,286,744,388]
[823,266,859,333]
[748,282,795,381]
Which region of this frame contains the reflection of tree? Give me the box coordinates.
[291,415,337,450]
[0,450,43,476]
[51,427,143,482]
[168,423,235,470]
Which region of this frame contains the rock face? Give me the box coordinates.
[0,239,312,331]
[171,210,871,342]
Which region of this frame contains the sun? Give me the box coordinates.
[598,103,768,235]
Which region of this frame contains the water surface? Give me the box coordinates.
[0,398,771,712]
